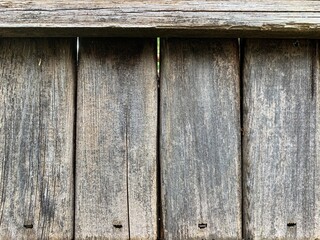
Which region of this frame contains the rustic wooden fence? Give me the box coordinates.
[1,1,320,240]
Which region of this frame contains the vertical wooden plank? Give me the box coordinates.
[243,39,320,239]
[0,38,75,239]
[76,38,157,239]
[160,39,241,239]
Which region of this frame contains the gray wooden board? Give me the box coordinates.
[160,39,241,240]
[76,38,157,239]
[243,39,320,239]
[0,38,76,239]
[1,1,320,37]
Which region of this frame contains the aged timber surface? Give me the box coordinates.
[0,38,75,239]
[0,1,320,37]
[243,39,320,239]
[160,39,241,239]
[76,38,157,239]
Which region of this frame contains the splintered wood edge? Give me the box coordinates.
[0,1,320,37]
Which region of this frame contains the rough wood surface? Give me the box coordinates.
[1,1,320,37]
[76,38,157,240]
[243,39,320,239]
[0,38,75,239]
[160,39,241,239]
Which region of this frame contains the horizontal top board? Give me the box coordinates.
[1,0,320,37]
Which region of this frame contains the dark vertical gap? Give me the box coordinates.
[311,40,318,99]
[311,40,318,217]
[72,37,79,240]
[239,38,246,240]
[125,108,131,239]
[157,37,160,77]
[156,37,164,240]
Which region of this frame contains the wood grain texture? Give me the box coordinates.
[0,38,75,239]
[76,38,157,240]
[1,1,320,37]
[243,39,320,239]
[160,39,241,240]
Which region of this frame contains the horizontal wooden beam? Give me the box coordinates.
[1,1,320,37]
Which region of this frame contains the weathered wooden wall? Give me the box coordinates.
[243,39,320,239]
[160,39,241,239]
[76,38,157,239]
[0,38,76,239]
[1,37,320,240]
[1,1,320,37]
